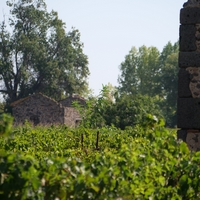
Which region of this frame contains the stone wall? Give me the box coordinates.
[178,0,200,151]
[59,95,84,127]
[12,93,65,126]
[64,107,81,127]
[12,93,83,127]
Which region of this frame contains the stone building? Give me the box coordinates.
[11,93,84,127]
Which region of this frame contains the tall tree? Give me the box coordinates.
[118,45,161,96]
[159,41,179,127]
[117,42,179,127]
[0,0,89,105]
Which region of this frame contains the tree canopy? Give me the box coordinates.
[118,46,161,96]
[118,42,179,127]
[0,0,90,105]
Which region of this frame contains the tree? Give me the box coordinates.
[104,93,163,130]
[159,42,179,127]
[0,102,5,114]
[117,42,179,127]
[73,84,163,130]
[118,45,161,96]
[73,85,114,128]
[0,0,89,106]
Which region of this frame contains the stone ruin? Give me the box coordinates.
[11,93,84,127]
[177,0,200,151]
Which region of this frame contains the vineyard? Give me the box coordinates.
[0,114,200,200]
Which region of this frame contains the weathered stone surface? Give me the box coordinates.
[179,52,200,67]
[64,107,81,127]
[11,93,82,127]
[180,7,200,24]
[177,129,187,141]
[178,68,192,97]
[186,67,200,97]
[178,1,200,152]
[177,128,200,151]
[186,130,200,151]
[183,0,200,8]
[180,25,196,51]
[177,98,200,129]
[196,24,200,52]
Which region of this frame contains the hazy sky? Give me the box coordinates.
[0,0,186,95]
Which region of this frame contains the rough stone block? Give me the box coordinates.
[183,0,200,8]
[186,130,200,151]
[177,129,187,141]
[180,7,200,24]
[186,67,200,98]
[180,25,196,51]
[179,52,200,67]
[196,24,200,52]
[177,98,200,129]
[178,68,192,97]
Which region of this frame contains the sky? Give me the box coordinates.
[0,0,186,95]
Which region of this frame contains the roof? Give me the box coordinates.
[10,93,59,107]
[10,96,31,107]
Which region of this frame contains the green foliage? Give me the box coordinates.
[159,42,179,127]
[118,41,179,127]
[0,116,200,199]
[0,101,5,114]
[104,93,163,129]
[0,0,89,104]
[74,85,163,130]
[0,113,13,137]
[118,45,161,96]
[73,85,113,128]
